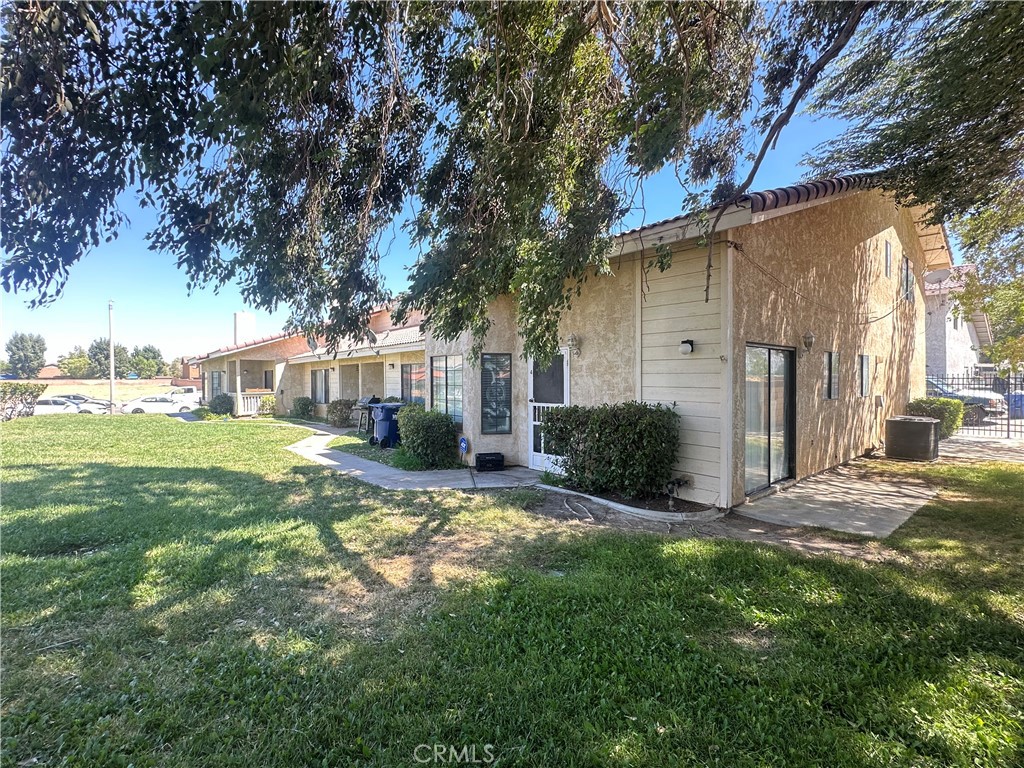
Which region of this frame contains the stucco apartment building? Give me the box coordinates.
[194,175,952,510]
[924,265,993,377]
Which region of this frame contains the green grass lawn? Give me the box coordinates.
[2,417,1022,767]
[328,433,464,470]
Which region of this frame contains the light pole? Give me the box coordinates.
[108,300,115,414]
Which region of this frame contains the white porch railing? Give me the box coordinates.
[235,392,267,416]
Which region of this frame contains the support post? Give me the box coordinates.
[108,300,115,414]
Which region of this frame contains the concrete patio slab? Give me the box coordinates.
[735,463,937,538]
[285,430,544,491]
[940,435,1024,463]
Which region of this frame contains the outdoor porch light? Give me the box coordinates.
[802,331,816,353]
[679,339,694,356]
[566,333,581,357]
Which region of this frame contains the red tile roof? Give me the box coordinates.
[190,331,301,362]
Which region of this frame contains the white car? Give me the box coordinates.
[166,387,201,404]
[33,397,81,415]
[121,395,194,414]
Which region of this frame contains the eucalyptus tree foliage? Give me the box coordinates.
[809,1,1024,224]
[4,0,876,363]
[808,1,1024,368]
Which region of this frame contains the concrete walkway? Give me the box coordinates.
[285,428,544,490]
[940,434,1024,463]
[736,463,937,538]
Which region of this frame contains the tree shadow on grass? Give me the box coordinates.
[2,463,1022,767]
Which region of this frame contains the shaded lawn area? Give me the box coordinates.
[2,417,1022,767]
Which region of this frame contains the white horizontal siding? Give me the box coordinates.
[640,246,725,506]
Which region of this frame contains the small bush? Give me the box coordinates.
[396,404,458,469]
[327,398,357,427]
[906,397,964,439]
[390,445,425,471]
[1,382,47,421]
[543,401,680,499]
[382,396,403,403]
[290,396,315,420]
[208,393,235,416]
[257,395,277,417]
[191,407,223,421]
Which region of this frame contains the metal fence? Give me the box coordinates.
[925,372,1024,438]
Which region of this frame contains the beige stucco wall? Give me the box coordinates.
[728,189,927,505]
[280,352,424,417]
[425,265,637,467]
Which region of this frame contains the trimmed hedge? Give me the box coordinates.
[257,395,277,417]
[290,396,315,420]
[543,401,680,499]
[327,398,357,427]
[208,393,235,416]
[396,404,458,469]
[906,397,964,439]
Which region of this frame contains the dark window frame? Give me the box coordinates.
[480,353,513,435]
[823,351,839,400]
[430,355,463,428]
[311,369,330,405]
[859,354,871,398]
[401,363,426,405]
[263,369,275,390]
[884,240,892,278]
[210,371,223,398]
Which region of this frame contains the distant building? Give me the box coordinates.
[924,265,993,377]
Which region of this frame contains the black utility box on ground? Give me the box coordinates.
[885,416,940,461]
[475,452,505,472]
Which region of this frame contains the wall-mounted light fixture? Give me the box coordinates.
[679,339,694,356]
[242,369,249,375]
[801,331,815,357]
[566,333,581,357]
[388,363,395,370]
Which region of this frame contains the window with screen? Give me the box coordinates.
[311,369,330,404]
[902,255,915,302]
[263,369,274,390]
[401,363,426,405]
[481,353,512,434]
[211,371,223,398]
[859,354,871,397]
[823,352,839,400]
[430,355,463,427]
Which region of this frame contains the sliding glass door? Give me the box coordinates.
[744,346,795,494]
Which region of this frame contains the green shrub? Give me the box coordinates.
[191,407,224,421]
[208,393,235,415]
[1,382,47,421]
[906,397,964,439]
[327,398,357,427]
[290,396,315,420]
[396,404,459,469]
[382,395,403,403]
[543,401,680,499]
[257,395,277,417]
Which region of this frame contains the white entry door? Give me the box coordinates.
[528,349,570,472]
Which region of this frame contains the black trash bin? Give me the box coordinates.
[885,416,940,461]
[370,402,405,448]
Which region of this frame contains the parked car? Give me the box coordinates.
[925,377,1007,425]
[53,393,115,413]
[166,386,201,404]
[32,397,81,415]
[121,395,194,414]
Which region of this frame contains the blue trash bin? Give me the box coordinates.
[371,403,405,448]
[1008,391,1024,420]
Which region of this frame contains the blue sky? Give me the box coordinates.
[1,110,928,363]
